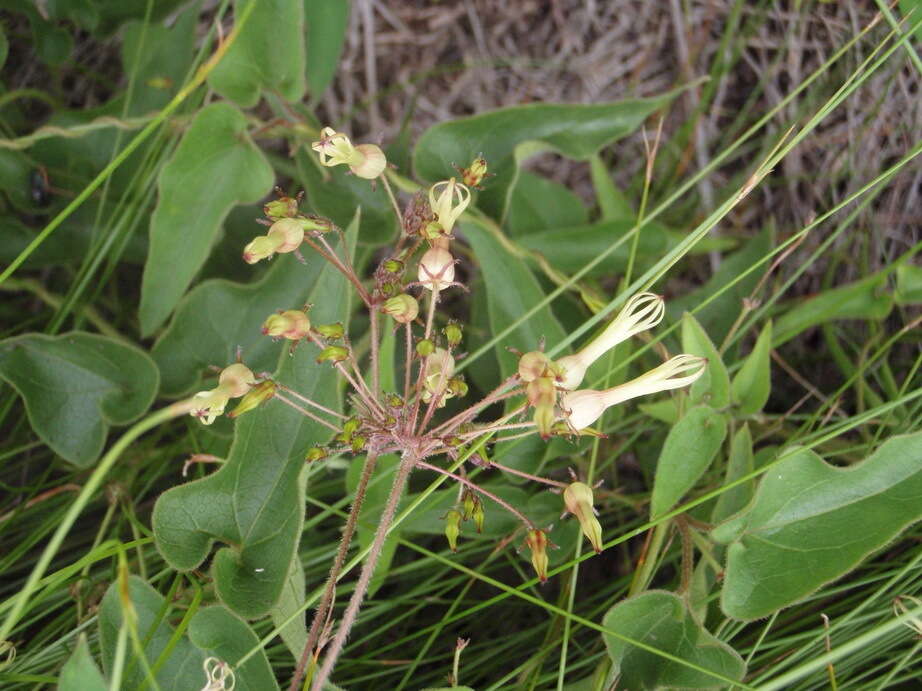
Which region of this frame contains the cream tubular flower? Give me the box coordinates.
[556,292,665,390]
[428,178,471,235]
[190,364,257,425]
[310,127,386,179]
[562,354,706,430]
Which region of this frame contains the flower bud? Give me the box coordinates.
[316,345,349,364]
[418,247,455,291]
[262,309,310,340]
[428,178,471,235]
[382,294,419,324]
[460,156,489,188]
[228,380,276,418]
[533,403,556,440]
[556,293,665,390]
[447,375,468,398]
[526,376,557,408]
[563,355,706,429]
[387,393,404,408]
[518,351,550,382]
[305,446,328,463]
[242,235,282,264]
[524,529,550,583]
[264,195,299,220]
[383,259,404,274]
[315,322,345,340]
[424,348,456,400]
[444,510,462,552]
[471,497,485,533]
[350,435,367,453]
[443,321,463,347]
[267,218,305,252]
[416,338,435,357]
[462,489,476,521]
[564,482,603,553]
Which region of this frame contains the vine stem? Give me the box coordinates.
[289,452,380,691]
[310,453,416,690]
[0,401,196,641]
[415,460,535,529]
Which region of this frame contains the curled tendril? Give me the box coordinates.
[201,657,235,691]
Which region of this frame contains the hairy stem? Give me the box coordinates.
[290,452,380,691]
[310,453,416,690]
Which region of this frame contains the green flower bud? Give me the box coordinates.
[443,321,463,347]
[472,498,485,533]
[350,435,366,453]
[382,294,419,324]
[315,322,345,340]
[228,380,276,418]
[316,345,349,364]
[525,529,550,583]
[444,510,462,552]
[460,156,489,188]
[564,482,603,553]
[383,259,404,273]
[264,195,299,220]
[416,338,435,356]
[305,446,328,463]
[387,394,404,408]
[462,490,476,521]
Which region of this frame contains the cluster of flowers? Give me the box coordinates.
[187,126,707,583]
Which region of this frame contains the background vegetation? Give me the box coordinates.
[0,1,920,689]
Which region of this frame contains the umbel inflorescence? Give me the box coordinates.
[186,127,705,690]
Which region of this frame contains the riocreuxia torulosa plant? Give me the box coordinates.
[172,125,707,690]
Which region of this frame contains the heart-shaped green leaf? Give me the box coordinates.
[506,170,587,235]
[0,332,159,467]
[139,102,274,336]
[152,213,357,618]
[207,0,306,107]
[602,590,745,689]
[414,94,678,221]
[98,576,277,690]
[650,405,727,519]
[152,251,329,397]
[714,431,922,620]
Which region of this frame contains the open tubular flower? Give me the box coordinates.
[563,482,603,553]
[243,218,305,264]
[556,292,665,390]
[190,363,257,425]
[418,246,456,291]
[311,127,386,179]
[423,348,456,405]
[428,178,471,235]
[524,529,550,583]
[562,354,706,430]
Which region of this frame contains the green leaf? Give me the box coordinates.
[711,424,756,524]
[0,23,8,71]
[153,213,358,618]
[414,94,677,222]
[121,10,196,116]
[773,271,893,347]
[714,431,922,620]
[140,102,274,336]
[187,606,279,690]
[0,332,159,467]
[681,312,731,409]
[98,576,277,690]
[650,405,727,519]
[668,227,772,345]
[463,222,567,375]
[463,221,567,473]
[152,252,329,397]
[895,262,922,305]
[99,576,206,691]
[506,170,587,235]
[208,0,306,106]
[730,321,772,416]
[59,635,107,691]
[270,551,307,661]
[602,591,745,689]
[589,153,634,220]
[305,0,350,96]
